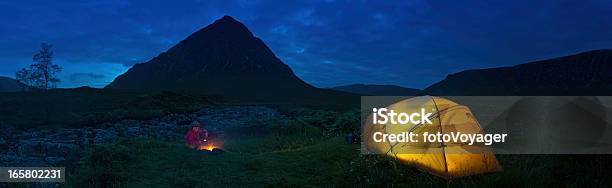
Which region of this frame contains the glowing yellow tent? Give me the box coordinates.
[364,96,502,179]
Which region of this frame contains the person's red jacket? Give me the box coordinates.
[185,127,208,148]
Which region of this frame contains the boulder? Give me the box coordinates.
[0,137,7,151]
[93,129,118,145]
[17,140,46,156]
[44,143,77,157]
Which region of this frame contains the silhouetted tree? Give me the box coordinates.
[15,67,34,89]
[15,43,62,89]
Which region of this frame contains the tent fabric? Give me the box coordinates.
[364,96,502,179]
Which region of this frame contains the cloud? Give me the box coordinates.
[0,0,611,89]
[269,25,288,35]
[321,60,335,65]
[68,73,105,82]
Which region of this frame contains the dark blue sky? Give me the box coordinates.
[1,0,611,88]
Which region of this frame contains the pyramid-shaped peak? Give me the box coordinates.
[210,16,248,30]
[106,14,316,95]
[211,15,243,26]
[220,15,238,22]
[186,15,254,40]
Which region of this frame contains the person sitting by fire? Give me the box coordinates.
[185,121,209,149]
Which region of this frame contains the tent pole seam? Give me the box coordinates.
[431,96,450,177]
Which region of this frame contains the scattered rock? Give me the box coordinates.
[17,140,46,157]
[0,137,6,151]
[44,156,66,165]
[44,143,77,157]
[0,106,285,167]
[93,129,118,145]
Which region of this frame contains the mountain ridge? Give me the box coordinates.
[424,49,612,95]
[330,84,421,96]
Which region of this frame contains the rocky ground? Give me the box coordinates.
[0,106,286,167]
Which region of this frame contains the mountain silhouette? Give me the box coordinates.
[424,50,612,95]
[0,76,27,92]
[330,84,421,96]
[106,16,351,103]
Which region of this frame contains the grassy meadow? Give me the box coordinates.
[1,89,610,187]
[63,108,612,187]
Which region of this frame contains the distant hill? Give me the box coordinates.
[0,76,27,92]
[330,84,421,96]
[0,88,211,129]
[424,50,612,95]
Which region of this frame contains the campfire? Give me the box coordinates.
[198,142,219,151]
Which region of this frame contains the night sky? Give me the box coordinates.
[1,0,611,89]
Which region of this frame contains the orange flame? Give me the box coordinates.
[199,143,217,151]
